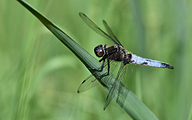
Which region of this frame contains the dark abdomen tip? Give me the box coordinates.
[162,63,174,69]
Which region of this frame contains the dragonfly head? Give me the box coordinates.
[94,44,104,57]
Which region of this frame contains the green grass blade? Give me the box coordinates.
[17,0,158,119]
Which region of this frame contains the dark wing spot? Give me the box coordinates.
[82,80,86,84]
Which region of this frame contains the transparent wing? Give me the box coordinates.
[102,20,123,46]
[77,73,99,93]
[104,63,133,110]
[119,63,133,85]
[77,60,120,93]
[79,12,119,45]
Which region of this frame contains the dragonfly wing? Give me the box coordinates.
[77,60,119,93]
[102,20,123,46]
[119,64,133,85]
[103,62,133,110]
[77,74,98,93]
[104,63,126,110]
[79,12,118,44]
[104,78,120,110]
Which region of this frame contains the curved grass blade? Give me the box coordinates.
[17,1,158,119]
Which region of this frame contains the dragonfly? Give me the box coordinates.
[77,12,174,110]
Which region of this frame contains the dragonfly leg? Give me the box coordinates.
[106,58,110,75]
[88,44,110,78]
[95,53,114,78]
[88,59,105,71]
[123,59,129,65]
[95,58,110,79]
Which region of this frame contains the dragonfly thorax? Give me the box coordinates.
[94,44,105,57]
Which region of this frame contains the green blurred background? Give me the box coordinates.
[0,0,191,120]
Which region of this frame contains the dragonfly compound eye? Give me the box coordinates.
[94,45,104,57]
